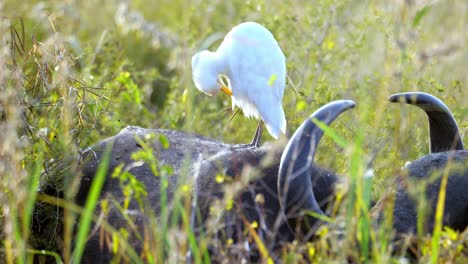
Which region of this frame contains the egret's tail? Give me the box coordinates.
[245,90,286,139]
[263,104,286,139]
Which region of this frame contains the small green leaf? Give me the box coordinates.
[215,174,224,183]
[162,164,173,175]
[296,100,307,111]
[225,198,233,210]
[159,134,170,149]
[413,5,431,27]
[268,74,277,86]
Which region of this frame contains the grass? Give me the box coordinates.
[0,0,467,263]
[72,144,111,264]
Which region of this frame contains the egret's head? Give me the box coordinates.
[191,50,221,95]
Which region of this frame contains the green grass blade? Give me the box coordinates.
[27,249,64,264]
[22,159,42,243]
[431,165,451,264]
[72,144,112,264]
[312,118,349,149]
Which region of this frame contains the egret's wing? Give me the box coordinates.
[220,30,286,102]
[248,78,287,138]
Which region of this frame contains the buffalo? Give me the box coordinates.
[74,93,466,262]
[381,92,468,243]
[76,100,354,262]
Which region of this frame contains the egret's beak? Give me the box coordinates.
[220,84,233,96]
[218,75,233,96]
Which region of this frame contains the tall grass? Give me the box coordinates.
[72,145,111,263]
[0,0,466,262]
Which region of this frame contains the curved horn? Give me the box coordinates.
[278,100,356,227]
[389,92,464,153]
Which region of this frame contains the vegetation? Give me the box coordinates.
[0,0,466,262]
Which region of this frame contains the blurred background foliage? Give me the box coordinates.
[0,0,466,262]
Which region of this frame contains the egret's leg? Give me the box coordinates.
[250,120,264,147]
[224,108,240,129]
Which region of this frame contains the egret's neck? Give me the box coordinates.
[207,51,227,76]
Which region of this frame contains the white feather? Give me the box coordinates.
[192,22,287,139]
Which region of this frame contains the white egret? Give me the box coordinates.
[192,21,287,146]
